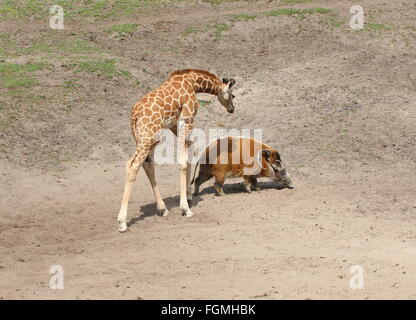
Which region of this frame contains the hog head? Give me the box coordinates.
[259,149,294,189]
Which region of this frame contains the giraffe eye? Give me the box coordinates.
[231,95,235,99]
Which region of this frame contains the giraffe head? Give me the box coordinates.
[217,78,236,114]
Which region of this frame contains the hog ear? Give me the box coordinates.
[255,149,271,169]
[262,149,272,162]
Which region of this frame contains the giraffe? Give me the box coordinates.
[117,69,236,232]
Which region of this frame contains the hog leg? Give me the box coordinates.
[243,175,253,193]
[194,172,213,195]
[214,175,226,196]
[250,176,261,191]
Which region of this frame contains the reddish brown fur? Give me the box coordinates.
[193,137,281,195]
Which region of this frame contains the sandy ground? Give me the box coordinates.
[1,0,416,299]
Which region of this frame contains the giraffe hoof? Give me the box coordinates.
[182,209,194,218]
[159,208,170,217]
[118,221,128,233]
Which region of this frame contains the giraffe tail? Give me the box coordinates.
[191,161,200,185]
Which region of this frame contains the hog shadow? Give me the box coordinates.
[127,194,206,228]
[197,181,287,196]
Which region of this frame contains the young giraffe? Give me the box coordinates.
[117,69,236,232]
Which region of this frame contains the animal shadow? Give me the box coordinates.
[197,181,285,196]
[127,194,206,228]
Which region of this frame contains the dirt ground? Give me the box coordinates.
[1,0,416,299]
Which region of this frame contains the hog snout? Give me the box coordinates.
[286,178,294,189]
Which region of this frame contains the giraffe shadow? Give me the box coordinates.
[127,182,287,227]
[127,194,206,227]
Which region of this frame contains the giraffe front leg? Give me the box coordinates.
[178,122,194,217]
[186,163,193,203]
[179,152,194,217]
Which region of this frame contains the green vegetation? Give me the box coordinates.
[198,99,211,107]
[72,59,131,78]
[0,62,47,73]
[62,80,80,91]
[0,62,49,88]
[282,0,313,3]
[0,0,189,21]
[210,23,230,38]
[365,22,391,32]
[0,0,44,19]
[0,36,103,57]
[182,26,204,36]
[106,23,139,35]
[202,0,241,4]
[324,15,347,28]
[267,7,331,16]
[55,38,103,54]
[1,76,36,88]
[227,13,257,21]
[183,21,234,38]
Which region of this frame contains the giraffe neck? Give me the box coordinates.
[193,71,223,95]
[170,69,223,96]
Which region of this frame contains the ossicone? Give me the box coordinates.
[222,77,236,87]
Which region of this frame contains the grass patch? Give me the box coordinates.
[210,23,230,38]
[282,0,313,3]
[267,7,331,16]
[324,15,348,28]
[198,99,211,107]
[56,39,103,54]
[202,0,241,3]
[106,23,139,35]
[0,62,48,73]
[0,62,49,88]
[365,22,391,32]
[227,13,257,21]
[182,26,204,36]
[1,76,36,88]
[2,37,103,57]
[0,0,184,21]
[72,59,131,78]
[62,80,80,91]
[0,0,44,19]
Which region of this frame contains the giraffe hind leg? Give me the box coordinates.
[117,143,152,232]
